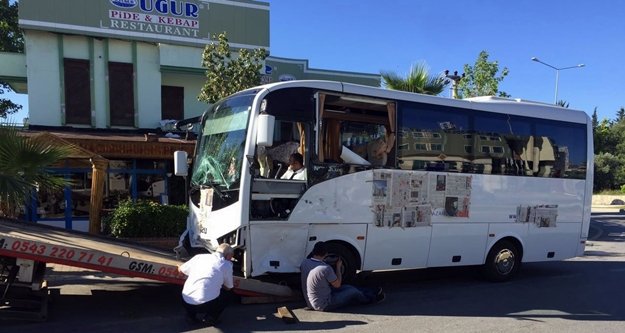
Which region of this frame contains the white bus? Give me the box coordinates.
[175,80,593,282]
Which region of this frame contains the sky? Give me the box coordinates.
[5,0,625,123]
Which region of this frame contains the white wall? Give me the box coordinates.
[136,42,162,128]
[26,30,62,126]
[93,39,107,128]
[159,44,203,69]
[63,35,89,59]
[26,32,211,128]
[108,39,132,63]
[161,72,208,119]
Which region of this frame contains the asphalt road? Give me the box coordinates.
[4,213,625,333]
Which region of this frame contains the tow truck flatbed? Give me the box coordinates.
[0,219,292,297]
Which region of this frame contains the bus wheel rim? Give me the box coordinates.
[494,249,515,275]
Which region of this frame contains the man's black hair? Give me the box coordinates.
[290,152,304,165]
[310,241,328,257]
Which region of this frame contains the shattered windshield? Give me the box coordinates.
[191,93,254,190]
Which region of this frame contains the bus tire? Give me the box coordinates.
[325,242,358,283]
[482,240,520,282]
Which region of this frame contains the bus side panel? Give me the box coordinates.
[248,222,309,276]
[362,224,432,271]
[427,223,489,267]
[523,222,582,262]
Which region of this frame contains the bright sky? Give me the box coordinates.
[267,0,624,122]
[5,0,625,123]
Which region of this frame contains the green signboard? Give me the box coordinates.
[19,0,269,49]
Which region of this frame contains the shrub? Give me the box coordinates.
[106,199,188,238]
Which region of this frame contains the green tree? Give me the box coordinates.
[591,107,598,129]
[457,50,510,98]
[612,119,625,157]
[198,32,268,104]
[594,153,624,191]
[0,0,23,119]
[0,126,71,217]
[380,62,447,95]
[593,118,615,154]
[616,107,625,122]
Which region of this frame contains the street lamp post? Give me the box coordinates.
[444,70,464,99]
[531,57,584,104]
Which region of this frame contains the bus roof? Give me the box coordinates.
[255,80,590,124]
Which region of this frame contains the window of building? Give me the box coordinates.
[109,62,135,126]
[161,85,184,120]
[64,59,91,125]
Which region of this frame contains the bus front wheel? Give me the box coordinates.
[325,242,358,283]
[482,240,521,282]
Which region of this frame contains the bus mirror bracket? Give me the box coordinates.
[257,113,275,147]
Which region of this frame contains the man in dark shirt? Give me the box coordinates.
[300,242,384,311]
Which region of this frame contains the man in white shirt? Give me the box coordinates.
[178,243,234,325]
[280,152,307,180]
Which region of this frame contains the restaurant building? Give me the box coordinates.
[0,0,380,232]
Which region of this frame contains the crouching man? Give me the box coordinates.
[300,241,384,311]
[178,243,235,325]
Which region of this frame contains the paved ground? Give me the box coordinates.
[1,207,624,332]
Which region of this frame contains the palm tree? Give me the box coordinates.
[381,62,447,95]
[0,125,71,218]
[556,100,570,108]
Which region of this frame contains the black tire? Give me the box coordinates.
[325,242,358,283]
[482,240,521,282]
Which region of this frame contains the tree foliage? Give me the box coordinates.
[0,0,22,52]
[593,110,625,191]
[616,107,625,123]
[594,153,624,192]
[0,0,23,119]
[457,50,509,98]
[381,62,447,95]
[198,32,268,104]
[0,125,71,217]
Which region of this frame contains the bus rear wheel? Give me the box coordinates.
[325,242,358,283]
[482,240,521,282]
